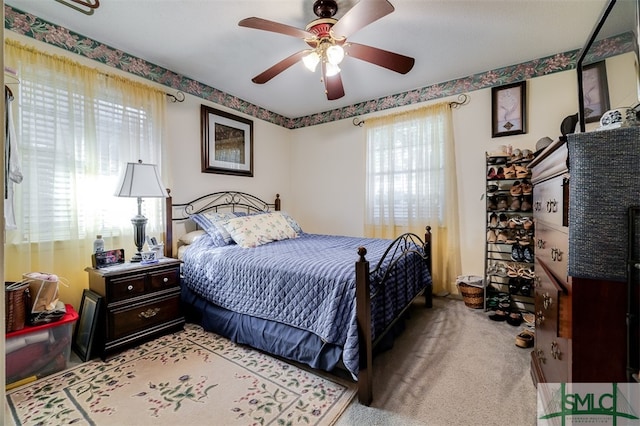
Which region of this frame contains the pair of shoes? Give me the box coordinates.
[515,330,535,348]
[509,277,533,296]
[487,167,506,180]
[511,244,532,262]
[515,165,529,178]
[503,165,516,179]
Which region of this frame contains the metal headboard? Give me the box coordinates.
[165,191,280,258]
[171,191,280,221]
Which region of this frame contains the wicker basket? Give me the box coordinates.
[458,282,484,309]
[5,281,30,332]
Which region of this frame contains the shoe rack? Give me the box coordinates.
[484,149,535,315]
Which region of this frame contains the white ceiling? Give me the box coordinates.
[5,0,610,118]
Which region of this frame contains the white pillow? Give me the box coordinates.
[222,212,297,248]
[179,229,207,245]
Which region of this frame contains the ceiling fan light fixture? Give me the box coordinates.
[326,44,344,65]
[325,62,341,77]
[303,51,320,72]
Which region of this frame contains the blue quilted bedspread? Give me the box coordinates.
[181,232,431,377]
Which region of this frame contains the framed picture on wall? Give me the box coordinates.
[72,289,103,362]
[200,105,253,177]
[581,61,610,123]
[491,81,527,137]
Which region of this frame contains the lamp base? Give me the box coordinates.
[131,252,143,262]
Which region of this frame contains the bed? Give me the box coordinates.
[165,191,432,405]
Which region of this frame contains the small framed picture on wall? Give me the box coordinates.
[581,61,610,123]
[491,81,527,138]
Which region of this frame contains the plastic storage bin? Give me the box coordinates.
[5,304,78,386]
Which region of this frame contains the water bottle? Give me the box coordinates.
[93,235,105,253]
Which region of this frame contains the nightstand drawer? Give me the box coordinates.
[110,274,146,301]
[108,293,181,341]
[148,267,180,291]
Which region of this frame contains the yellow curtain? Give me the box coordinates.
[364,102,462,295]
[4,40,167,309]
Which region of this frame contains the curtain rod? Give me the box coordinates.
[352,93,470,127]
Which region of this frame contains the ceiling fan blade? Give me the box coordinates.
[330,0,394,39]
[345,42,415,74]
[252,50,309,84]
[239,17,315,39]
[322,63,345,100]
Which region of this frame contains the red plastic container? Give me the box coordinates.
[5,304,78,386]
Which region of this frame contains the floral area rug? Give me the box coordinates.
[5,324,356,425]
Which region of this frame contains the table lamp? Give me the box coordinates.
[114,160,168,262]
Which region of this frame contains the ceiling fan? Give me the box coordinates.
[238,0,415,100]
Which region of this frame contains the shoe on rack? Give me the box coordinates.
[498,213,509,228]
[503,165,516,179]
[487,184,499,194]
[497,196,508,211]
[496,166,505,179]
[523,245,534,263]
[510,181,522,196]
[515,165,529,178]
[487,196,497,211]
[496,230,509,243]
[511,244,524,262]
[508,277,521,295]
[487,229,497,243]
[489,212,498,227]
[487,167,497,179]
[521,179,533,195]
[509,196,521,211]
[521,196,532,212]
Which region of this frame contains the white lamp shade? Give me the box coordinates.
[326,45,344,65]
[115,160,168,198]
[303,51,320,72]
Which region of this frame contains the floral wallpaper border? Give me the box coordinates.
[4,5,635,129]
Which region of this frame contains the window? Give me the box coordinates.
[6,40,166,244]
[365,106,449,230]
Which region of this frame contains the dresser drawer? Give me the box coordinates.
[148,267,180,291]
[109,274,146,301]
[107,293,181,341]
[532,176,566,228]
[534,265,569,383]
[535,221,568,283]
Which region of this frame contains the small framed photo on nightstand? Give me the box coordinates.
[91,249,125,269]
[72,289,103,362]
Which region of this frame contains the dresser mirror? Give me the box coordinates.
[577,0,640,132]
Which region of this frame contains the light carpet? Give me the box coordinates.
[5,324,356,426]
[336,296,537,425]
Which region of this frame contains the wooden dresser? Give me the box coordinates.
[529,127,637,384]
[85,258,184,358]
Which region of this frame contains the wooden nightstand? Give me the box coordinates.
[85,258,184,358]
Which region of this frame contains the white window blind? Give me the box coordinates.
[14,74,161,243]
